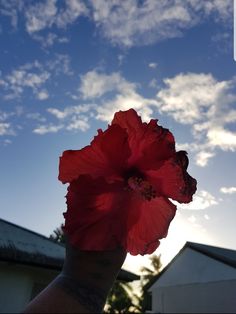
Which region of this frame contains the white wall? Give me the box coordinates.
[150,248,236,289]
[0,262,59,313]
[152,280,236,313]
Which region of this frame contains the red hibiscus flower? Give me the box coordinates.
[59,109,197,255]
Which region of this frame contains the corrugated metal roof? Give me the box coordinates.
[0,218,65,270]
[0,218,139,281]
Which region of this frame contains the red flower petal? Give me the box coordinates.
[112,109,175,170]
[59,109,197,255]
[126,196,176,255]
[58,124,130,184]
[63,175,176,255]
[146,151,197,203]
[63,175,129,250]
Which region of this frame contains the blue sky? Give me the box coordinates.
[0,0,235,272]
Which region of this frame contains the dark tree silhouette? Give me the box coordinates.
[49,224,65,244]
[105,280,137,314]
[138,254,162,313]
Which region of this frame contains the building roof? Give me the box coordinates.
[187,242,236,269]
[0,218,139,282]
[147,241,236,290]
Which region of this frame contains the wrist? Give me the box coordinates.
[62,244,127,293]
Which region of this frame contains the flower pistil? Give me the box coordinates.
[127,176,156,201]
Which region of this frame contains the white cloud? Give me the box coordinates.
[3,65,50,99]
[66,116,90,132]
[149,63,157,69]
[1,1,232,48]
[195,151,215,167]
[0,0,24,28]
[96,91,156,123]
[117,54,125,66]
[149,78,158,88]
[156,73,230,124]
[0,111,11,122]
[25,0,87,33]
[207,127,236,151]
[1,55,72,100]
[26,112,46,122]
[220,186,236,194]
[38,70,158,134]
[79,71,136,99]
[155,72,236,167]
[79,70,157,122]
[0,110,17,136]
[0,122,12,136]
[3,139,12,145]
[47,104,94,119]
[32,32,69,48]
[55,0,88,28]
[36,104,94,133]
[176,190,218,210]
[33,124,63,135]
[46,54,73,76]
[25,0,57,33]
[89,0,232,47]
[36,90,49,100]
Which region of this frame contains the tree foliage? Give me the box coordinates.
[105,280,136,314]
[138,254,162,313]
[49,224,65,244]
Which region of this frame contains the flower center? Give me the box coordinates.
[127,176,156,201]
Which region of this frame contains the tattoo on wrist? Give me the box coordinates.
[56,275,106,313]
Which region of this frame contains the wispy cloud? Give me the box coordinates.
[31,32,69,48]
[33,124,64,135]
[220,186,236,194]
[89,0,232,47]
[26,112,46,123]
[0,122,12,136]
[79,70,136,99]
[36,90,49,100]
[1,60,50,99]
[48,104,93,132]
[34,70,159,134]
[79,70,157,122]
[33,104,94,135]
[0,110,16,136]
[0,0,24,28]
[175,190,218,210]
[0,54,72,100]
[149,63,158,69]
[1,1,232,48]
[24,0,87,33]
[156,72,236,166]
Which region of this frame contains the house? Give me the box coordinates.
[0,218,139,313]
[148,242,236,313]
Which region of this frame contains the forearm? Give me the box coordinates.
[23,247,127,313]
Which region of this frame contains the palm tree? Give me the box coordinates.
[138,254,162,313]
[105,280,136,314]
[49,224,65,244]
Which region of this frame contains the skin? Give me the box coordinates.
[23,242,127,313]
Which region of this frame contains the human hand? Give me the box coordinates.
[23,240,127,313]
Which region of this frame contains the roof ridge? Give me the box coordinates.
[186,241,236,253]
[186,241,236,269]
